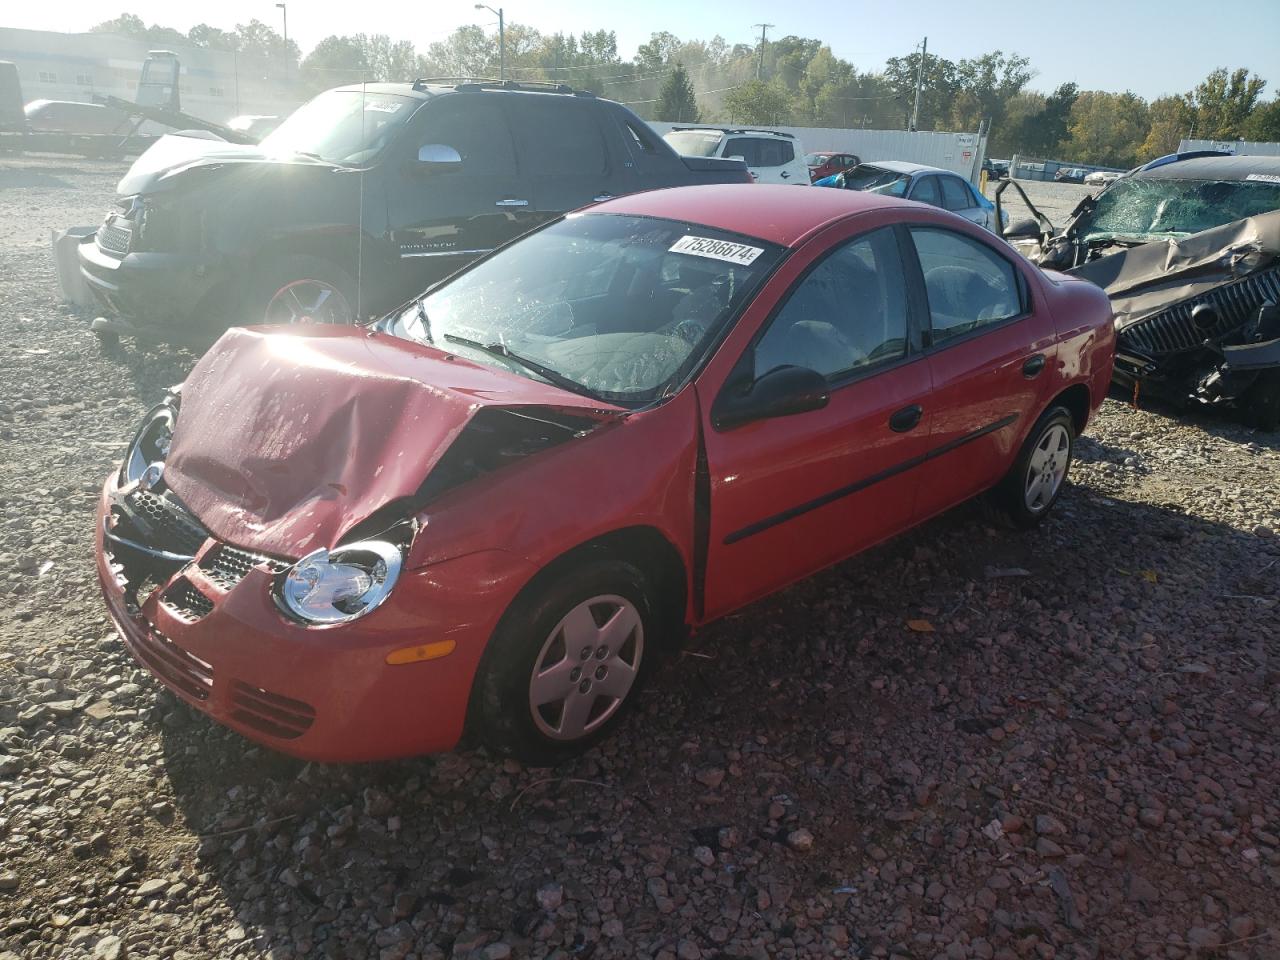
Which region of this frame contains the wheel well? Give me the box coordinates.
[1051,383,1092,435]
[521,526,689,638]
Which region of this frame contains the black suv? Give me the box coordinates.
[79,80,751,343]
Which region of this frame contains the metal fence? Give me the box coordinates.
[1006,155,1127,182]
[647,121,989,183]
[1179,138,1280,157]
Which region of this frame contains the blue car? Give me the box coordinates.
[816,160,1007,233]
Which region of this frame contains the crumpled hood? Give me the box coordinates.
[117,133,266,195]
[1069,210,1280,329]
[163,326,622,558]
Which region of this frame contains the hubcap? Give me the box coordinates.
[528,594,643,742]
[264,279,353,325]
[1024,423,1070,512]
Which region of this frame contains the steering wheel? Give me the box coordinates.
[671,319,706,345]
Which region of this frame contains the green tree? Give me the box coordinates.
[1140,95,1192,160]
[1187,67,1266,140]
[722,79,792,125]
[656,63,700,122]
[90,14,147,37]
[233,19,300,69]
[188,23,239,51]
[421,25,495,78]
[1243,97,1280,141]
[1063,90,1150,167]
[884,49,959,130]
[300,35,369,87]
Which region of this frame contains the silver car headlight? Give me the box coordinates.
[275,541,402,626]
[121,402,176,485]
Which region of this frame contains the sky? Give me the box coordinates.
[6,0,1280,101]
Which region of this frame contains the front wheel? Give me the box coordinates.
[996,405,1075,528]
[472,559,657,765]
[252,255,357,326]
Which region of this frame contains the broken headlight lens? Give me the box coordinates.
[275,541,402,626]
[120,403,176,486]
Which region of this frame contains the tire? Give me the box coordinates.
[996,405,1075,528]
[249,254,358,327]
[1243,371,1280,432]
[472,558,659,765]
[93,329,120,350]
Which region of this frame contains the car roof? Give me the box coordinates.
[1135,154,1280,180]
[589,183,916,248]
[864,160,953,176]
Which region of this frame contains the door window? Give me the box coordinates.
[940,176,974,211]
[910,228,1023,345]
[754,227,909,381]
[727,137,794,167]
[909,176,942,207]
[418,96,515,176]
[507,97,607,175]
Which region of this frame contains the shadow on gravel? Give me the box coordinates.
[0,169,75,190]
[1106,383,1280,452]
[145,480,1279,959]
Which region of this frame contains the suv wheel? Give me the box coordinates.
[253,255,357,326]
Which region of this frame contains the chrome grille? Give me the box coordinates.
[1120,267,1280,357]
[97,221,132,255]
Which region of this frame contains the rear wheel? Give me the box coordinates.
[472,558,658,765]
[996,406,1075,528]
[252,255,357,326]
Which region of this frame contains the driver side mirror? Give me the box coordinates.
[1003,217,1041,241]
[712,364,829,431]
[416,143,462,171]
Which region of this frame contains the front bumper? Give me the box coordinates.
[94,477,534,762]
[78,236,226,336]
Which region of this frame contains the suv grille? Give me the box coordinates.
[1119,267,1280,357]
[97,220,132,256]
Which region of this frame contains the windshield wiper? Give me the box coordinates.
[414,300,433,344]
[443,333,603,400]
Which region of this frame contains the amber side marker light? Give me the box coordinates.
[385,640,457,665]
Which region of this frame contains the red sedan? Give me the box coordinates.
[805,150,861,181]
[96,184,1114,763]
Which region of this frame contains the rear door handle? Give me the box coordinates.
[1022,353,1046,378]
[495,198,529,207]
[889,404,923,433]
[592,193,616,203]
[780,170,790,179]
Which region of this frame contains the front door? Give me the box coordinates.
[907,224,1057,519]
[390,95,537,295]
[700,225,934,619]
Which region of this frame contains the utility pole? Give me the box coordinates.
[475,5,506,82]
[753,23,774,81]
[910,36,926,131]
[275,3,288,79]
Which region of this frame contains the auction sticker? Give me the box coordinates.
[670,235,764,265]
[1246,173,1280,183]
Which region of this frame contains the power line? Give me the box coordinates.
[622,82,742,106]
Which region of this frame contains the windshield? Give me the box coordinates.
[664,130,724,158]
[1082,176,1280,242]
[388,214,784,404]
[259,90,421,165]
[840,166,910,196]
[803,153,826,166]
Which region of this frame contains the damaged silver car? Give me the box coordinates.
[998,154,1280,428]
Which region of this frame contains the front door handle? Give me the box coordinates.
[889,404,923,433]
[495,198,529,207]
[1022,353,1046,378]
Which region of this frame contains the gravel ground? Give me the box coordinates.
[1,158,1278,960]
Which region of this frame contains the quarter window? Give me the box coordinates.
[754,227,909,381]
[507,97,606,175]
[909,176,942,207]
[940,176,974,211]
[726,137,794,167]
[910,228,1023,344]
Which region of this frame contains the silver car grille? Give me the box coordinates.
[1119,267,1280,357]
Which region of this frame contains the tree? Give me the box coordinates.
[188,23,240,51]
[884,49,959,130]
[1187,67,1266,140]
[90,14,147,38]
[1140,95,1192,161]
[1063,91,1150,167]
[233,19,300,69]
[422,25,495,78]
[1243,97,1280,141]
[656,63,699,122]
[722,79,792,125]
[301,35,369,87]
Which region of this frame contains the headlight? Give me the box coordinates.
[275,541,402,626]
[121,403,176,485]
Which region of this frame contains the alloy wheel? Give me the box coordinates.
[1024,423,1070,512]
[528,594,644,741]
[264,278,353,325]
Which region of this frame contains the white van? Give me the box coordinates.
[663,127,810,185]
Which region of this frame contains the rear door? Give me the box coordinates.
[506,95,618,217]
[725,136,800,184]
[907,224,1057,519]
[939,174,989,229]
[908,175,944,208]
[390,94,536,288]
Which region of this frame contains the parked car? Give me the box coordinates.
[663,127,809,185]
[78,80,751,345]
[988,159,1011,180]
[1083,169,1121,187]
[805,150,861,182]
[1000,154,1280,427]
[817,161,1007,233]
[23,99,131,134]
[1054,167,1088,184]
[95,183,1114,763]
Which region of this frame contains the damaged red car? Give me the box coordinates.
[96,184,1115,763]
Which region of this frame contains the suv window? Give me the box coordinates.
[910,228,1022,344]
[507,96,607,175]
[726,136,794,167]
[419,95,514,176]
[754,227,909,381]
[940,176,973,211]
[909,175,942,207]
